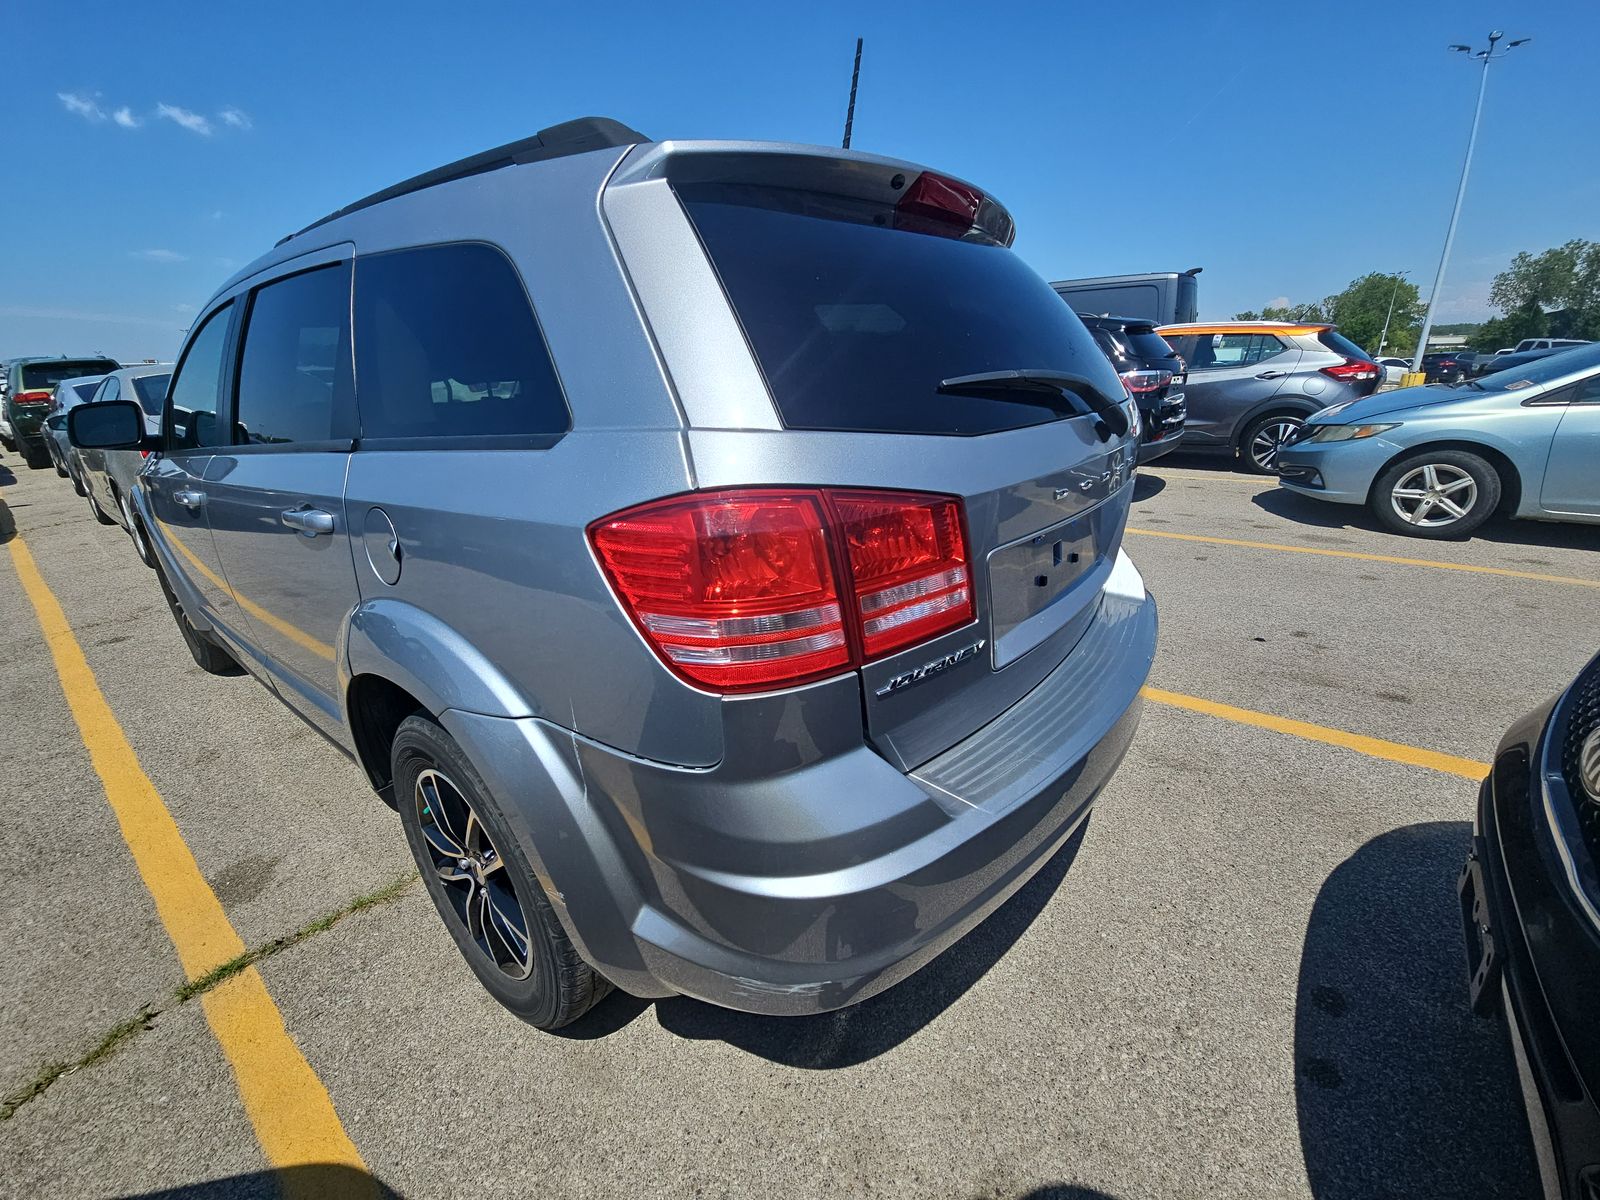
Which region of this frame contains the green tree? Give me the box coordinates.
[1486,239,1600,341]
[1234,272,1422,354]
[1468,300,1548,351]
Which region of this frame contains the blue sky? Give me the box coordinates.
[4,0,1597,361]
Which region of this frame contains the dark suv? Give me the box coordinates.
[71,118,1158,1029]
[3,356,120,467]
[1076,314,1186,463]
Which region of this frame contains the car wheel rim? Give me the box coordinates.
[1250,420,1301,470]
[1390,464,1478,527]
[415,767,533,980]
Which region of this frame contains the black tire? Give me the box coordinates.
[87,489,116,525]
[24,447,51,471]
[1237,412,1305,475]
[153,559,240,673]
[54,458,68,478]
[122,495,155,568]
[69,463,86,497]
[1369,448,1501,539]
[0,431,14,452]
[392,714,613,1029]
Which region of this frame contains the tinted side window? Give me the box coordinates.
[168,304,233,450]
[1210,333,1285,367]
[100,377,121,403]
[353,243,568,442]
[235,264,352,446]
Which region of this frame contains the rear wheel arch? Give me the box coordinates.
[346,673,429,806]
[1366,439,1522,514]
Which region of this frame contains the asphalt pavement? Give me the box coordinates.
[1,446,1595,1199]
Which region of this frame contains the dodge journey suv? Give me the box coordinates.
[72,118,1158,1028]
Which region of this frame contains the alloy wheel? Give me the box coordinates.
[414,767,534,980]
[1249,419,1301,472]
[1390,463,1478,528]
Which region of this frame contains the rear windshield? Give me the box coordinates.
[1318,331,1372,361]
[131,374,172,417]
[22,360,119,390]
[1118,328,1179,363]
[679,184,1122,435]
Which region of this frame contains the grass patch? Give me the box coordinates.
[174,871,417,1003]
[2,871,417,1121]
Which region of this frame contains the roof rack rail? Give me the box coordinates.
[277,116,649,246]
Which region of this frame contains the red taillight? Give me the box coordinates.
[830,490,971,659]
[894,171,982,239]
[1118,369,1173,396]
[15,390,52,406]
[589,488,975,693]
[1321,358,1379,382]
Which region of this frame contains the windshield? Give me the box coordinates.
[131,373,172,416]
[679,182,1120,435]
[1468,341,1600,391]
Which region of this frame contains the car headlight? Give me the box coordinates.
[1307,422,1400,443]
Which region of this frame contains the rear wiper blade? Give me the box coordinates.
[937,369,1129,439]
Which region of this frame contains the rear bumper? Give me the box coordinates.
[445,554,1157,1016]
[1138,428,1183,464]
[1464,688,1600,1199]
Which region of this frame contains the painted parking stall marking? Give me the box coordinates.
[1142,685,1489,780]
[4,529,374,1197]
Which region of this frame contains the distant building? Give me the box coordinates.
[1426,333,1468,349]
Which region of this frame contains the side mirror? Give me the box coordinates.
[68,400,148,450]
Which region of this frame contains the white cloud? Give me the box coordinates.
[1427,278,1493,322]
[218,107,252,130]
[58,91,105,122]
[0,304,177,329]
[1268,295,1290,310]
[131,249,188,263]
[156,103,213,136]
[112,106,141,129]
[173,302,197,314]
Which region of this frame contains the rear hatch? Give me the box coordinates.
[671,165,1141,769]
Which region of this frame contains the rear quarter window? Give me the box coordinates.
[680,183,1120,436]
[352,243,569,445]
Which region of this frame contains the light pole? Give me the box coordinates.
[1377,270,1410,355]
[1411,31,1531,374]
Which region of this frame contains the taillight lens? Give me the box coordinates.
[1118,369,1173,395]
[830,490,972,659]
[1321,358,1379,382]
[894,171,982,239]
[15,390,52,406]
[590,488,975,693]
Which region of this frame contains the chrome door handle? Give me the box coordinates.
[174,488,205,509]
[1255,370,1287,379]
[280,506,335,536]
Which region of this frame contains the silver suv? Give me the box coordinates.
[1155,321,1383,473]
[71,118,1158,1029]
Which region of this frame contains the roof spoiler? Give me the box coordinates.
[278,116,649,246]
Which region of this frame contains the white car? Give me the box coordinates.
[1374,356,1411,388]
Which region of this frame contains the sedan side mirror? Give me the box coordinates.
[69,399,149,450]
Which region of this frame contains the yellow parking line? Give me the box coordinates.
[163,524,336,662]
[6,533,373,1196]
[1142,685,1488,780]
[1126,526,1600,589]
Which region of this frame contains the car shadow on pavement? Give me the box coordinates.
[613,819,1091,1067]
[1253,486,1599,553]
[1295,820,1538,1200]
[123,1164,399,1198]
[1133,473,1167,502]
